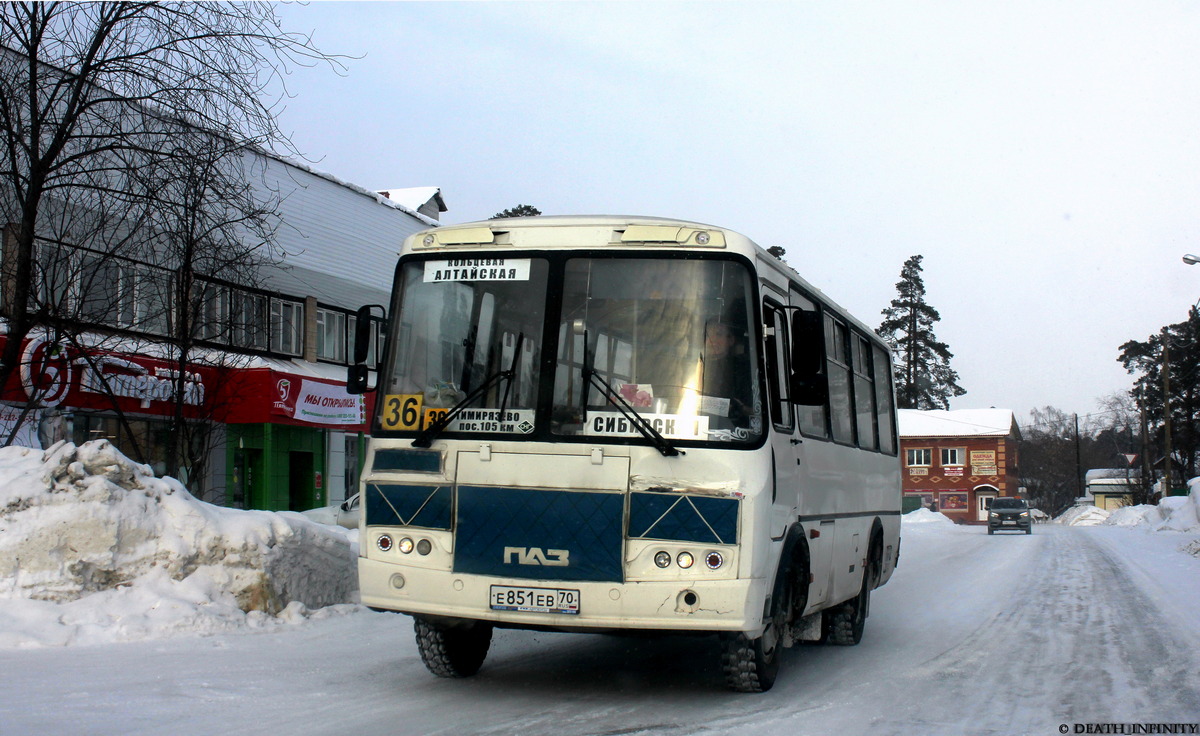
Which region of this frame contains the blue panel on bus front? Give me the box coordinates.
[372,449,441,473]
[628,492,739,545]
[454,486,624,583]
[365,483,452,530]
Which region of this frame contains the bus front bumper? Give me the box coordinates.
[359,558,767,633]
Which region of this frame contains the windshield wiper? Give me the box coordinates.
[580,330,682,457]
[412,333,523,448]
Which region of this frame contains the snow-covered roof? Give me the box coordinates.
[378,187,446,221]
[1085,468,1138,482]
[898,409,1018,439]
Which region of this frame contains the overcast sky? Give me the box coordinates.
[274,1,1200,428]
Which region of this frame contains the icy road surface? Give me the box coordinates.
[4,523,1199,736]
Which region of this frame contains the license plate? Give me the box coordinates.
[1003,520,1016,525]
[490,585,580,615]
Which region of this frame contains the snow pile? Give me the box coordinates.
[1056,491,1200,537]
[901,508,968,533]
[1105,504,1158,527]
[0,441,359,648]
[1056,505,1110,526]
[1095,494,1200,533]
[902,507,957,525]
[1152,494,1200,532]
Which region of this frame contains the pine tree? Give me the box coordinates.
[490,204,541,219]
[1118,307,1200,481]
[877,255,966,409]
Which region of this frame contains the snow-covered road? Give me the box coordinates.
[4,523,1198,736]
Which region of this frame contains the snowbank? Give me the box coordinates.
[0,441,359,648]
[901,508,968,533]
[1056,505,1111,526]
[1056,491,1200,534]
[1154,494,1200,532]
[902,508,956,525]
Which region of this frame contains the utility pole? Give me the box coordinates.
[1139,385,1151,505]
[1073,413,1083,500]
[1162,331,1173,500]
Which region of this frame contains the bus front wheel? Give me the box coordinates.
[720,579,789,692]
[414,616,493,678]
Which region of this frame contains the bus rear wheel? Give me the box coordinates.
[824,582,868,646]
[826,537,879,646]
[413,617,493,678]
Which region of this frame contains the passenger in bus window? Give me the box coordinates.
[701,319,751,425]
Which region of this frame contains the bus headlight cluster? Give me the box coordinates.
[376,534,434,556]
[652,549,724,571]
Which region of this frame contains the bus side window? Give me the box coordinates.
[873,343,898,454]
[790,289,828,438]
[762,301,794,431]
[824,315,854,444]
[852,334,878,450]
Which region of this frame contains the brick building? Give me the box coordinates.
[898,409,1021,524]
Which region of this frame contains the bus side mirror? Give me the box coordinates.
[354,304,386,365]
[788,310,828,406]
[347,364,370,395]
[348,304,386,395]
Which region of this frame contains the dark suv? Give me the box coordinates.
[987,497,1032,535]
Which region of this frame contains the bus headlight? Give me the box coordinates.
[397,537,415,554]
[377,534,393,552]
[705,551,724,570]
[654,551,672,568]
[677,552,695,569]
[416,538,432,555]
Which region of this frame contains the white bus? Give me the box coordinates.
[348,216,901,692]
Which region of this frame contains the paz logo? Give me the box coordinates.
[276,378,291,401]
[503,547,569,567]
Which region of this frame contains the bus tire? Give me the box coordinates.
[720,629,780,693]
[720,574,790,692]
[825,578,868,646]
[826,533,880,646]
[413,616,493,678]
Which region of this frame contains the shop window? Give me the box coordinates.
[71,414,172,478]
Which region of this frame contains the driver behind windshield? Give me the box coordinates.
[701,319,751,426]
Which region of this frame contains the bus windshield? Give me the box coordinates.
[380,255,762,445]
[553,257,761,443]
[385,258,548,434]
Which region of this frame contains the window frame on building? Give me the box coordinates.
[270,297,304,356]
[316,306,349,363]
[941,447,966,467]
[906,447,932,467]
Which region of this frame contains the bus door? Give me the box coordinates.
[785,289,836,608]
[763,299,799,539]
